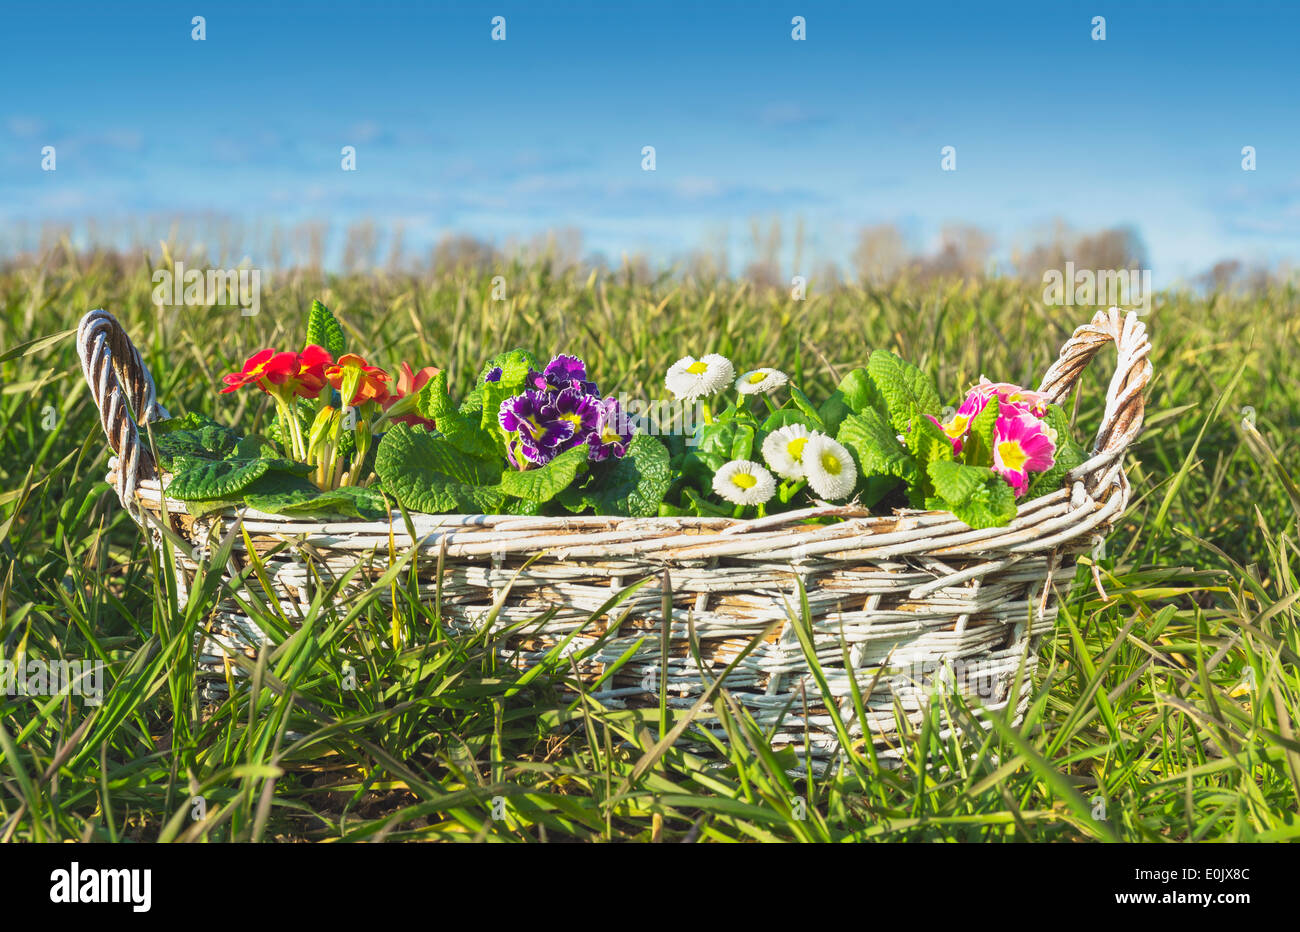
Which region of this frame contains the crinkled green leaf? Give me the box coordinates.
[929,461,1017,529]
[185,499,235,517]
[561,435,670,518]
[167,458,271,501]
[904,414,955,505]
[246,483,388,519]
[1025,404,1087,499]
[262,457,315,477]
[963,395,1000,467]
[225,435,279,461]
[477,349,540,442]
[375,422,505,514]
[928,459,989,505]
[867,350,941,432]
[499,445,590,503]
[478,349,539,388]
[150,415,241,470]
[839,367,885,416]
[819,368,883,435]
[837,407,918,484]
[416,370,499,459]
[905,413,955,466]
[306,299,346,357]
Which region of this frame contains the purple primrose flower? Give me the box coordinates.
[530,354,597,395]
[498,390,576,456]
[585,397,633,461]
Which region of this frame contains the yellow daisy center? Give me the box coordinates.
[746,371,767,384]
[786,437,808,460]
[821,452,842,475]
[732,472,758,490]
[997,440,1028,473]
[686,360,709,375]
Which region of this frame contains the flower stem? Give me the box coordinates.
[288,400,308,460]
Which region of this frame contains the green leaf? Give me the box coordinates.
[694,419,743,471]
[167,458,271,501]
[1025,405,1087,499]
[837,407,918,484]
[306,299,346,357]
[788,386,826,430]
[859,475,900,509]
[928,459,988,504]
[761,408,816,434]
[151,411,229,438]
[729,423,755,461]
[499,445,590,503]
[476,349,540,441]
[819,368,884,434]
[246,483,388,519]
[905,413,955,466]
[867,350,941,432]
[185,499,235,517]
[417,370,500,459]
[929,461,1018,529]
[839,367,884,415]
[963,396,1000,466]
[564,435,671,518]
[459,387,485,419]
[681,486,732,517]
[478,349,539,388]
[150,414,241,470]
[375,422,505,514]
[225,435,279,461]
[904,414,955,505]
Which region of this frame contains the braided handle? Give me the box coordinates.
[77,310,169,521]
[1036,307,1152,496]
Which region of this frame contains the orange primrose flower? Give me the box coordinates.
[325,353,391,406]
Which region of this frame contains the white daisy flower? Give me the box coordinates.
[712,459,776,506]
[735,367,789,395]
[666,354,734,401]
[761,424,813,480]
[802,434,857,500]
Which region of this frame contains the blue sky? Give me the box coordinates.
[2,0,1298,283]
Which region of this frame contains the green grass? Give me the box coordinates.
[1,249,1298,842]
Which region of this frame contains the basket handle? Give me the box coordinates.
[1036,307,1152,495]
[77,309,169,520]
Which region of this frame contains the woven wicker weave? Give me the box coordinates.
[78,307,1151,761]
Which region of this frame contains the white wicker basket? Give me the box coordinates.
[78,307,1151,762]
